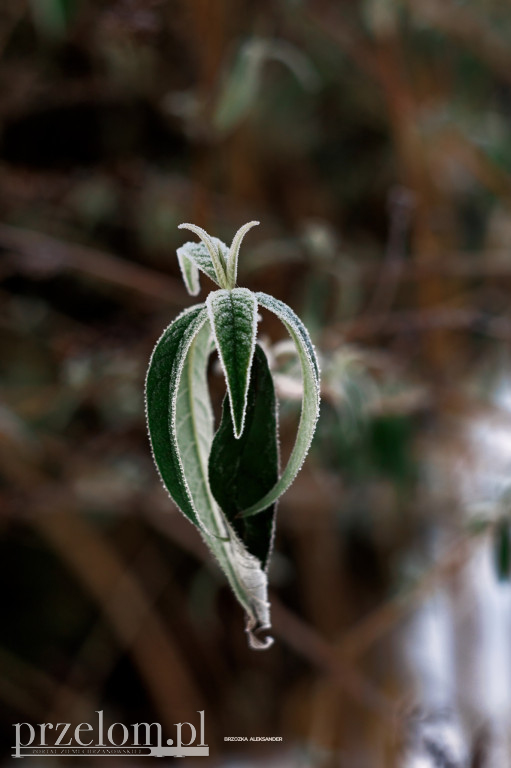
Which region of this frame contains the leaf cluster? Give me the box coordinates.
[145,222,320,648]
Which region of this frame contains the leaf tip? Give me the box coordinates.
[233,419,244,440]
[246,616,273,650]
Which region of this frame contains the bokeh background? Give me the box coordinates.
[1,1,511,765]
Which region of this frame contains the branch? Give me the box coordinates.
[0,224,188,305]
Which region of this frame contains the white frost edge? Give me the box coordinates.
[240,291,321,516]
[145,304,218,538]
[226,220,260,288]
[178,223,228,289]
[176,249,200,296]
[145,305,273,648]
[206,287,258,440]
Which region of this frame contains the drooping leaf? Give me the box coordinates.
[241,291,320,517]
[178,321,273,649]
[178,223,228,288]
[145,304,273,649]
[206,287,258,438]
[226,220,259,289]
[147,220,319,649]
[209,344,278,568]
[145,304,209,529]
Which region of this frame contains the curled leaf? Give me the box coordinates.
[241,291,320,517]
[145,305,209,529]
[147,220,320,650]
[145,304,273,649]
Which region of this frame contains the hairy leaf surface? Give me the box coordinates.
[178,321,273,649]
[145,305,209,529]
[226,220,259,288]
[241,291,320,517]
[209,344,278,568]
[177,238,230,295]
[146,306,273,648]
[178,223,228,288]
[206,287,258,438]
[147,221,321,649]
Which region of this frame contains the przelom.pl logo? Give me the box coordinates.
[12,710,208,758]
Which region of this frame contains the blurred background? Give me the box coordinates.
[1,0,511,765]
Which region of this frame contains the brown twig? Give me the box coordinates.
[270,596,396,723]
[147,503,396,723]
[325,252,511,282]
[0,646,86,720]
[0,224,188,305]
[33,505,206,733]
[338,534,474,661]
[366,186,415,316]
[325,307,511,343]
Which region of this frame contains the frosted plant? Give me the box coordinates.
[145,221,320,648]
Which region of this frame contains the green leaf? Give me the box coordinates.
[145,304,273,649]
[213,38,319,134]
[145,305,210,529]
[494,518,511,581]
[177,237,230,294]
[226,220,259,288]
[176,246,200,296]
[213,41,263,133]
[206,288,258,438]
[209,344,278,569]
[179,320,273,649]
[241,291,320,517]
[178,223,228,288]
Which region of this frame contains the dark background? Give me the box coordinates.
[1,1,511,765]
